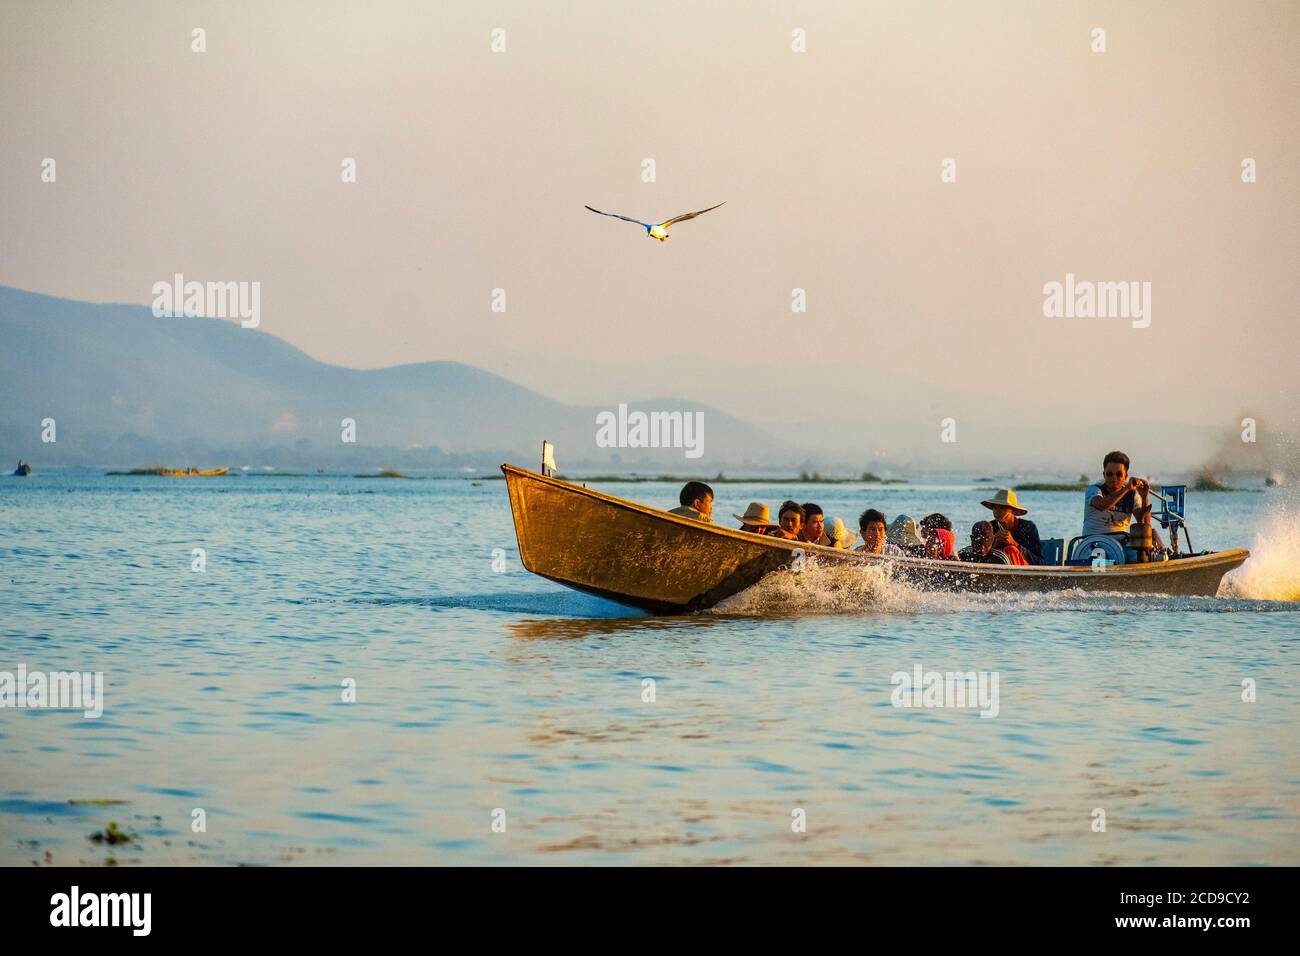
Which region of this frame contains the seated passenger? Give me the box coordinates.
[857,509,903,555]
[1084,450,1164,547]
[920,513,957,559]
[667,480,714,523]
[887,514,928,557]
[959,521,995,562]
[996,534,1029,565]
[937,529,957,559]
[798,502,829,545]
[979,489,1041,564]
[823,516,857,549]
[733,502,776,534]
[768,500,805,540]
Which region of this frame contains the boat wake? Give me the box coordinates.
[1222,503,1300,602]
[719,490,1300,615]
[712,560,1297,617]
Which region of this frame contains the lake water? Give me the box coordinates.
[2,469,1298,865]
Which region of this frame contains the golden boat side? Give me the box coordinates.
[502,464,1250,614]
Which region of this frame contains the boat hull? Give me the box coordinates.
[502,465,1250,614]
[159,468,228,477]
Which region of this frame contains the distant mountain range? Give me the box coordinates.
[0,285,1288,479]
[0,286,785,471]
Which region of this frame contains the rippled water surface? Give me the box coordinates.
[2,470,1298,865]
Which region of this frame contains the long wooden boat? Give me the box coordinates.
[152,466,229,477]
[105,466,231,477]
[502,464,1250,614]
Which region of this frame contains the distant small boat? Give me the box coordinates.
[114,466,229,477]
[159,466,228,477]
[13,461,32,476]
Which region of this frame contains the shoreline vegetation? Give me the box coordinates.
[84,467,1264,491]
[556,474,1260,492]
[556,472,908,485]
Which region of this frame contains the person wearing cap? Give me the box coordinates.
[667,480,714,523]
[798,502,829,546]
[979,488,1041,564]
[734,502,776,534]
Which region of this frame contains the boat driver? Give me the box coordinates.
[1084,451,1164,547]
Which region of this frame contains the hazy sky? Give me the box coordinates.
[2,0,1297,458]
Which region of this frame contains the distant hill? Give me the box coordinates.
[2,286,1290,480]
[0,286,783,470]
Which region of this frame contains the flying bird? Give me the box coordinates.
[584,202,725,241]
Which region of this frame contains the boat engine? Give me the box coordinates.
[1127,520,1155,563]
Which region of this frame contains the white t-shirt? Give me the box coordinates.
[1082,482,1136,535]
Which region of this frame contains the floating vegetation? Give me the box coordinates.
[802,471,905,484]
[1193,467,1230,491]
[354,469,410,479]
[69,799,128,806]
[89,821,137,845]
[1018,482,1089,492]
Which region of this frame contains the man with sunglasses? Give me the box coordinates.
[1084,451,1159,541]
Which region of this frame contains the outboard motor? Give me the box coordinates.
[1126,520,1155,563]
[1127,497,1161,563]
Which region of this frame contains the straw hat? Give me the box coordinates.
[980,488,1028,515]
[733,502,774,527]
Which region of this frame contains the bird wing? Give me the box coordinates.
[585,205,651,228]
[660,202,726,228]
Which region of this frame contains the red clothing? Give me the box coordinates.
[934,528,957,559]
[1000,540,1029,565]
